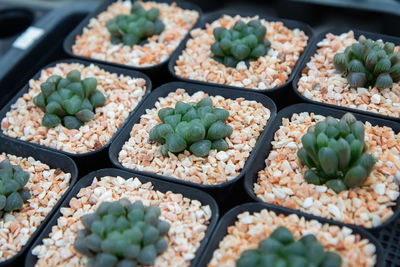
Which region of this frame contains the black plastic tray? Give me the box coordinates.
[244,103,400,232]
[376,214,400,266]
[0,135,78,267]
[0,58,152,174]
[168,10,314,95]
[292,27,400,122]
[197,202,385,266]
[108,81,276,210]
[63,0,202,82]
[287,0,400,17]
[24,168,219,267]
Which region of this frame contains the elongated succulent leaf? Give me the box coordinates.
[304,170,321,185]
[63,116,82,129]
[326,179,348,193]
[189,140,212,157]
[90,91,106,108]
[318,147,338,177]
[212,139,229,151]
[344,165,367,187]
[67,70,81,82]
[42,113,61,128]
[4,192,24,211]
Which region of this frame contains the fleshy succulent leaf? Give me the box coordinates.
[334,37,398,89]
[297,113,374,193]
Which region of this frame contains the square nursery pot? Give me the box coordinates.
[244,103,400,232]
[25,168,219,267]
[198,202,385,267]
[0,136,77,266]
[63,0,202,85]
[108,81,276,213]
[0,59,151,174]
[293,27,400,122]
[168,10,314,101]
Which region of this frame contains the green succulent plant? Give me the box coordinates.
[297,112,376,193]
[33,70,106,130]
[149,97,233,157]
[236,226,341,267]
[106,2,165,46]
[333,35,400,89]
[211,19,271,68]
[74,199,170,267]
[0,159,31,217]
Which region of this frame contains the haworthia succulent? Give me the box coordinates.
[33,69,105,129]
[0,159,31,217]
[297,112,376,193]
[237,226,341,267]
[149,97,233,157]
[106,2,165,47]
[74,199,170,266]
[333,35,400,89]
[211,19,270,67]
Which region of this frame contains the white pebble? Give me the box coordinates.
[315,186,327,193]
[243,78,251,86]
[357,87,368,95]
[272,188,286,199]
[371,94,381,104]
[385,161,393,168]
[236,61,247,71]
[328,204,342,220]
[374,183,386,196]
[258,82,267,89]
[216,151,229,162]
[286,142,297,149]
[303,197,314,209]
[304,89,313,99]
[341,227,352,236]
[241,216,254,224]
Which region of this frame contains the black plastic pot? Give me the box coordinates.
[244,103,400,232]
[0,135,78,267]
[63,0,202,88]
[292,27,400,122]
[109,81,276,213]
[168,10,314,100]
[197,202,385,266]
[24,168,219,267]
[0,58,152,175]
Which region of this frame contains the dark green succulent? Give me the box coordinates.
[106,2,165,46]
[211,19,271,68]
[149,97,233,157]
[33,70,106,130]
[297,113,376,193]
[74,199,170,267]
[236,226,341,267]
[333,35,400,89]
[0,159,31,217]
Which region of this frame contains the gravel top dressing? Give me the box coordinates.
[72,1,199,67]
[174,14,308,90]
[297,31,400,118]
[1,62,147,154]
[32,176,212,267]
[208,209,376,267]
[118,89,271,185]
[254,112,400,228]
[0,153,71,262]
